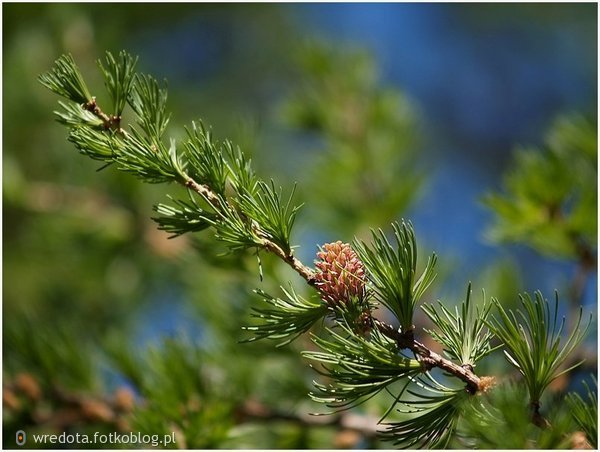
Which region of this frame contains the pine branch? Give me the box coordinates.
[67,87,485,396]
[40,54,485,393]
[41,52,314,272]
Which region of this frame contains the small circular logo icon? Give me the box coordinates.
[16,430,26,446]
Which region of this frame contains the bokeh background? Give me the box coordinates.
[3,3,597,449]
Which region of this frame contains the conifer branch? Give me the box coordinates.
[41,53,484,393]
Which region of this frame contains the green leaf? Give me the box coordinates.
[237,180,302,254]
[55,100,105,128]
[97,50,138,116]
[209,195,260,252]
[224,139,258,196]
[184,121,229,196]
[38,53,92,104]
[68,126,122,162]
[487,291,592,404]
[353,221,436,332]
[242,285,328,347]
[422,283,497,367]
[303,322,422,411]
[381,374,466,449]
[129,73,171,144]
[116,129,186,184]
[153,193,215,238]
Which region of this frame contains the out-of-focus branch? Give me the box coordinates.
[4,373,381,446]
[3,373,134,432]
[235,399,380,438]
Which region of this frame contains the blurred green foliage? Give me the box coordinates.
[282,43,424,238]
[566,377,598,449]
[484,114,597,262]
[457,383,575,449]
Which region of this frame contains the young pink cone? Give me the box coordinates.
[314,241,366,307]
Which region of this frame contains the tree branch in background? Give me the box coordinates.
[4,374,380,449]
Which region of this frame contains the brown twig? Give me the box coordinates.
[259,237,317,285]
[530,401,551,429]
[84,97,123,133]
[184,177,221,206]
[373,320,484,394]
